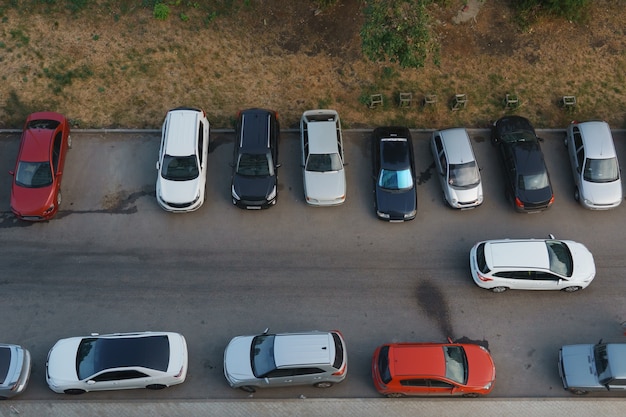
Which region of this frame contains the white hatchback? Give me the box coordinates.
[300,110,346,206]
[156,107,210,212]
[565,121,622,209]
[431,128,483,208]
[469,237,595,293]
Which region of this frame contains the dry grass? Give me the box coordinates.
[0,0,625,129]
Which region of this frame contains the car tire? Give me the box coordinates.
[562,286,582,293]
[146,384,167,390]
[386,392,405,398]
[64,389,86,395]
[563,136,568,148]
[57,190,62,206]
[491,286,508,293]
[0,396,7,400]
[574,188,580,202]
[239,386,256,393]
[314,381,333,388]
[570,388,588,395]
[68,135,72,149]
[462,393,480,398]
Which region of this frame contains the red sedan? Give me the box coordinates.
[9,112,71,221]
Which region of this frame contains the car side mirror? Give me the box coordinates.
[538,137,544,142]
[87,380,96,385]
[155,161,160,170]
[8,170,14,176]
[275,163,281,169]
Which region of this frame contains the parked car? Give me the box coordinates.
[9,112,71,221]
[300,109,346,206]
[223,329,347,392]
[469,236,596,292]
[430,128,483,209]
[155,107,210,212]
[231,109,280,209]
[491,116,554,212]
[46,332,188,394]
[564,121,622,209]
[559,341,626,395]
[372,126,417,221]
[0,343,31,399]
[371,339,495,397]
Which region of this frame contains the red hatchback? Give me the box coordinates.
[9,112,71,221]
[372,339,495,397]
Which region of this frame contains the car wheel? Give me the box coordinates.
[57,190,62,206]
[570,388,588,395]
[574,188,580,202]
[562,286,582,293]
[563,136,568,148]
[462,393,480,398]
[64,389,86,395]
[68,135,72,149]
[0,396,7,400]
[146,384,167,390]
[239,386,256,393]
[314,381,333,388]
[386,392,405,398]
[491,286,508,293]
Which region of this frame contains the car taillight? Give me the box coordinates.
[174,365,185,378]
[548,195,555,206]
[332,361,347,376]
[515,197,524,208]
[478,273,493,282]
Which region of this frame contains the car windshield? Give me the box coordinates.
[593,344,611,383]
[15,161,53,187]
[546,241,574,277]
[443,346,468,384]
[76,338,98,380]
[161,155,199,181]
[378,168,413,190]
[584,158,619,183]
[377,346,392,384]
[251,335,277,378]
[449,161,480,188]
[27,119,60,130]
[519,171,550,190]
[305,153,342,172]
[236,153,273,177]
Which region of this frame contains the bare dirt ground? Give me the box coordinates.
[0,0,625,129]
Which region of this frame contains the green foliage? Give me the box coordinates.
[153,3,170,20]
[514,0,591,24]
[316,0,338,8]
[43,63,93,94]
[361,0,439,69]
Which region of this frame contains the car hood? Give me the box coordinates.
[47,337,81,383]
[304,170,346,201]
[11,183,54,215]
[233,175,275,200]
[447,183,483,204]
[566,241,596,282]
[581,180,622,206]
[560,344,602,389]
[375,187,416,218]
[224,336,255,383]
[157,176,201,204]
[464,344,496,390]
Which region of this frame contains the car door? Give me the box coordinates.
[336,118,344,164]
[399,378,430,395]
[569,128,584,188]
[87,369,151,391]
[51,131,64,191]
[427,378,456,395]
[431,134,447,192]
[533,271,563,289]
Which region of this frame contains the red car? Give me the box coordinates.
[9,112,71,221]
[371,339,495,397]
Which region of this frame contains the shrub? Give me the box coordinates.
[515,0,591,23]
[153,3,170,20]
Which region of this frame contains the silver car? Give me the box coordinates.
[0,343,31,399]
[431,128,483,209]
[565,121,622,209]
[559,342,626,395]
[224,329,347,392]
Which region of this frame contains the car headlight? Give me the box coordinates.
[267,186,276,201]
[405,209,416,218]
[377,211,390,219]
[44,204,55,215]
[483,381,493,390]
[231,185,240,200]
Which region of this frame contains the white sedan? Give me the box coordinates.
[469,237,596,292]
[46,332,188,394]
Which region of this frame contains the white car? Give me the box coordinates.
[469,237,595,293]
[156,107,210,212]
[565,121,622,209]
[300,110,346,206]
[46,332,188,394]
[0,343,31,399]
[430,128,483,209]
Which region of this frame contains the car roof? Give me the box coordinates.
[577,121,617,159]
[606,344,626,378]
[307,121,339,154]
[239,109,275,152]
[438,128,475,164]
[87,334,170,373]
[273,332,334,367]
[164,109,202,156]
[20,128,53,161]
[486,240,550,269]
[389,344,445,377]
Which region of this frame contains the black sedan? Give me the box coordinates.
[372,126,417,221]
[491,116,554,212]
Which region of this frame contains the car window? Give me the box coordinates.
[292,367,325,376]
[576,148,585,169]
[518,171,549,190]
[584,158,619,183]
[443,346,468,385]
[0,347,11,383]
[594,344,610,383]
[331,332,345,370]
[400,378,429,387]
[265,368,294,378]
[429,379,455,388]
[161,155,199,181]
[52,131,62,172]
[251,335,276,378]
[27,119,60,130]
[236,153,273,177]
[92,370,149,382]
[306,153,342,172]
[546,241,574,277]
[197,125,204,165]
[534,271,559,281]
[378,168,413,190]
[77,338,98,380]
[377,346,392,384]
[572,128,583,150]
[439,152,447,173]
[449,161,480,188]
[15,161,53,188]
[476,243,490,274]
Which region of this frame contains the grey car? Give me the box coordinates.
[559,342,626,395]
[0,343,31,399]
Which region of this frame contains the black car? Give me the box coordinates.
[372,126,417,221]
[492,116,554,212]
[231,109,280,209]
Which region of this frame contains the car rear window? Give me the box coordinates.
[0,347,11,383]
[377,346,392,384]
[331,332,344,369]
[476,243,490,274]
[27,119,60,130]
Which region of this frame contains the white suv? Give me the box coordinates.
[469,237,596,293]
[300,110,346,206]
[156,107,209,212]
[565,121,622,209]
